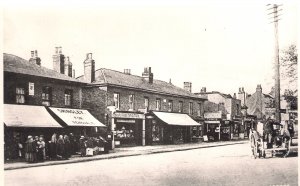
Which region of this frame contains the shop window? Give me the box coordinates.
[16,87,25,104]
[64,89,73,106]
[189,102,193,115]
[168,100,173,112]
[42,86,52,106]
[192,126,201,137]
[113,93,120,110]
[155,98,161,111]
[152,123,161,142]
[179,101,183,113]
[115,125,134,139]
[144,97,149,110]
[129,94,135,110]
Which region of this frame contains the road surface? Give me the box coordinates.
[4,143,298,186]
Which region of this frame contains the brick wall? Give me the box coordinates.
[81,87,108,124]
[106,86,204,117]
[4,72,82,108]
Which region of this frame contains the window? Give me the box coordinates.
[156,98,161,111]
[189,102,193,115]
[129,94,135,110]
[144,97,149,110]
[113,93,120,109]
[42,86,52,106]
[168,100,173,112]
[64,89,73,106]
[16,87,25,104]
[179,101,183,113]
[198,103,202,116]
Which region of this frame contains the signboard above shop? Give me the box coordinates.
[204,111,222,119]
[113,112,144,119]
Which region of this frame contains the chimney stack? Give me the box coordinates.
[124,69,131,75]
[53,46,65,74]
[233,93,237,99]
[72,69,75,78]
[201,87,207,93]
[142,67,153,84]
[64,56,73,77]
[238,87,246,105]
[29,50,41,66]
[184,82,192,93]
[84,53,95,83]
[256,84,262,93]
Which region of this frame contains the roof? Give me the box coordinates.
[3,53,86,84]
[195,91,233,99]
[78,68,205,99]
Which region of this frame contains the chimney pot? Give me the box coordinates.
[184,82,192,93]
[31,51,34,58]
[34,50,38,57]
[72,69,75,78]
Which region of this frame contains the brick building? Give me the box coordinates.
[78,54,206,147]
[3,50,105,160]
[195,87,243,140]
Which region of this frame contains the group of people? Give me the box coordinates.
[5,132,109,163]
[24,133,76,163]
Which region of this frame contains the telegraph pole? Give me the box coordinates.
[267,4,282,122]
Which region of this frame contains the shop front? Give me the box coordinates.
[111,111,145,147]
[204,111,227,141]
[231,116,243,139]
[3,104,63,160]
[147,111,201,145]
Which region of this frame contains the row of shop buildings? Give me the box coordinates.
[5,47,294,149]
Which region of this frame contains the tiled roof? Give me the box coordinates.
[195,91,233,99]
[78,68,204,99]
[3,53,86,84]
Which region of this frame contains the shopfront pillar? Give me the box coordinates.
[111,116,115,149]
[218,123,221,140]
[142,118,146,146]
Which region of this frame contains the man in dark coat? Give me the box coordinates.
[79,136,86,157]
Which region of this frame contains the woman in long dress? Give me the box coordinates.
[37,136,46,162]
[56,135,65,160]
[63,135,71,159]
[25,136,35,163]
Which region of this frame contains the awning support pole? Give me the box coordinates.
[219,123,221,141]
[111,116,115,149]
[142,118,145,146]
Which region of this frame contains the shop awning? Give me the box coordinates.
[152,111,201,126]
[48,107,106,127]
[3,104,62,128]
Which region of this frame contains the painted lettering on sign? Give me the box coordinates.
[57,109,84,114]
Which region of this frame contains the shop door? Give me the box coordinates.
[135,120,143,145]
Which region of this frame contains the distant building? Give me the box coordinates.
[245,84,275,120]
[195,87,242,140]
[77,54,206,147]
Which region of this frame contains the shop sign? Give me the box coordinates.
[113,112,144,119]
[28,82,34,96]
[204,112,222,119]
[116,119,136,123]
[265,108,276,113]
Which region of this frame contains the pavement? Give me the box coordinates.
[4,140,248,170]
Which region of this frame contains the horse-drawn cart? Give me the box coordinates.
[250,120,295,158]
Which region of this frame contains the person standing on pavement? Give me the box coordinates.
[25,136,36,163]
[63,135,71,159]
[48,132,57,160]
[69,133,76,155]
[37,136,46,162]
[79,136,86,157]
[56,135,65,160]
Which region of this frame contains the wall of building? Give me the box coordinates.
[81,86,108,124]
[106,86,204,117]
[4,72,82,109]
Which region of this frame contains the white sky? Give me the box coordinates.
[3,0,298,95]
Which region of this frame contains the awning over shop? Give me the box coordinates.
[3,104,62,128]
[48,107,106,127]
[152,111,201,126]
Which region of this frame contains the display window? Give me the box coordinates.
[115,124,134,139]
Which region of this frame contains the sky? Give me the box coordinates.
[3,0,298,96]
